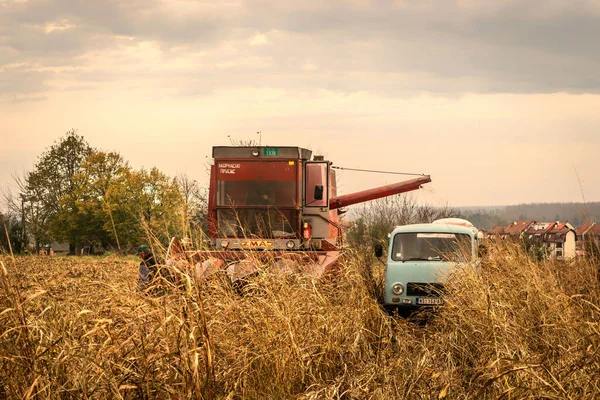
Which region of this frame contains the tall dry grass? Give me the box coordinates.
[1,242,599,399]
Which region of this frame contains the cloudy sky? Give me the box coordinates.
[1,0,599,207]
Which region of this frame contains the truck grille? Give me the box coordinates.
[406,282,444,297]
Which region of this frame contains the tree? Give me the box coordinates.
[175,174,209,240]
[53,153,187,253]
[51,151,130,254]
[106,167,184,249]
[522,235,550,261]
[0,211,23,254]
[11,131,199,254]
[22,130,93,251]
[136,168,184,245]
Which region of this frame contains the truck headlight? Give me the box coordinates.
[220,240,229,248]
[392,283,404,295]
[286,240,295,249]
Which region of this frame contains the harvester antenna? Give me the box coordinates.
[331,166,426,177]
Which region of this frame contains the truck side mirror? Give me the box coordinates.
[314,185,324,200]
[374,244,383,258]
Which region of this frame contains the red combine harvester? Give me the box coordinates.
[166,146,431,282]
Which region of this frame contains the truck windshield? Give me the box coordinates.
[391,232,472,262]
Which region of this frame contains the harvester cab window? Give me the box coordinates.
[245,181,277,205]
[305,162,328,207]
[216,161,298,207]
[218,180,296,206]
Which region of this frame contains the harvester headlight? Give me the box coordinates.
[286,240,295,249]
[392,283,404,295]
[220,240,229,248]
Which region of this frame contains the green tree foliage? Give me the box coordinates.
[54,152,189,252]
[106,167,184,249]
[22,130,93,250]
[521,236,551,261]
[51,151,130,253]
[137,168,184,245]
[0,211,23,253]
[18,131,198,254]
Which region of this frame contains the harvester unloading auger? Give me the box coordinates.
[166,146,431,283]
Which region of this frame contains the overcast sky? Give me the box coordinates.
[1,0,599,208]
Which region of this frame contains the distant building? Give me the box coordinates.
[504,220,535,238]
[576,222,600,244]
[575,221,600,255]
[49,241,70,255]
[525,221,557,243]
[488,225,506,237]
[543,222,576,259]
[487,220,534,240]
[488,220,576,259]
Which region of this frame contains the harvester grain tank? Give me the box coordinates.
[166,146,431,282]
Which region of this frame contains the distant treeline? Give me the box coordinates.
[461,202,600,230]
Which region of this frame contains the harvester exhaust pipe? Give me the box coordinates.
[329,175,432,210]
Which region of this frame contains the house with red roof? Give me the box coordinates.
[488,220,577,259]
[524,221,556,240]
[486,225,506,240]
[575,221,600,254]
[489,220,534,239]
[544,222,577,259]
[576,221,600,243]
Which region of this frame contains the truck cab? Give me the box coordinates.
[376,218,479,313]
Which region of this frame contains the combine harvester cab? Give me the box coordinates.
[167,146,431,283]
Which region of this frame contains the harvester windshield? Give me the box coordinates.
[217,209,297,238]
[215,160,299,238]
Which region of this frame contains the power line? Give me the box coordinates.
[331,166,426,177]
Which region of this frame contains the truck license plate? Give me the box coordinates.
[416,297,444,305]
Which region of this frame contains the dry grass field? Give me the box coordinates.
[1,243,599,399]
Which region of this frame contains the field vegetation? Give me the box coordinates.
[1,241,599,399]
[2,131,599,398]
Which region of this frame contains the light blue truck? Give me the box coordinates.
[375,218,479,313]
